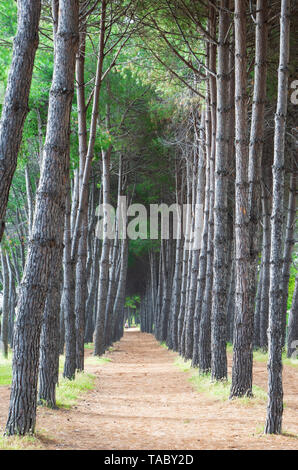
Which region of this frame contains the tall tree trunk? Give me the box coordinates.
[265,0,290,435]
[5,0,79,435]
[0,0,41,241]
[248,0,269,349]
[74,28,88,372]
[211,0,230,381]
[198,9,216,374]
[230,0,252,398]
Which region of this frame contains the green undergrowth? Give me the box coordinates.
[0,434,44,450]
[226,343,298,368]
[174,356,267,406]
[0,349,13,386]
[55,371,96,409]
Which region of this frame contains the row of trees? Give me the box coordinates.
[139,0,297,436]
[0,0,296,438]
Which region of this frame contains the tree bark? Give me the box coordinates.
[265,0,290,435]
[94,147,112,356]
[230,0,252,398]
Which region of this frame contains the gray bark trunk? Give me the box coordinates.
[265,0,290,434]
[287,275,298,358]
[230,1,252,398]
[210,0,230,381]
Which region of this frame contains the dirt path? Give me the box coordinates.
[0,329,297,450]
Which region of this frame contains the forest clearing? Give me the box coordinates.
[1,329,298,450]
[0,0,297,454]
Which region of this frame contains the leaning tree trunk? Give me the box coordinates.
[265,0,290,435]
[74,27,88,373]
[192,104,211,367]
[184,112,205,360]
[63,186,77,380]
[0,0,41,242]
[5,0,79,436]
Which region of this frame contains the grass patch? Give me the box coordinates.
[84,343,94,350]
[0,434,43,450]
[0,362,12,386]
[160,341,168,349]
[174,356,267,406]
[227,343,298,368]
[56,371,96,409]
[0,350,13,386]
[85,355,112,366]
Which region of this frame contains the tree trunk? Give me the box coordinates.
[230,0,252,398]
[211,0,230,381]
[265,0,290,435]
[198,9,216,374]
[94,147,112,356]
[5,0,79,436]
[63,187,77,380]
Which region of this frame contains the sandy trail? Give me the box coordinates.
[0,329,297,450]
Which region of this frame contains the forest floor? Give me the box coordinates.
[0,329,298,450]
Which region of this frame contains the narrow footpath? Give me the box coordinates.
[0,329,297,449]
